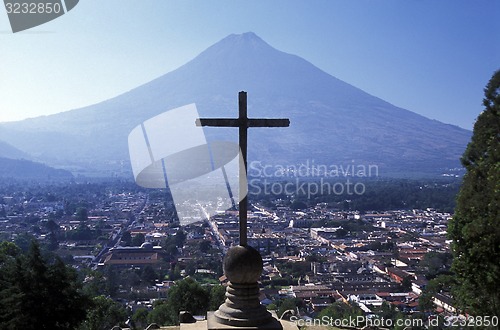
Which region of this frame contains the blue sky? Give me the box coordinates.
[0,0,498,129]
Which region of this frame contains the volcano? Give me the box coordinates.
[0,32,471,177]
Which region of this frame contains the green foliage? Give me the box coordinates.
[290,200,307,210]
[45,219,60,232]
[379,301,399,320]
[131,233,145,246]
[277,298,297,319]
[0,241,21,260]
[131,308,150,329]
[146,278,211,326]
[13,232,37,252]
[141,265,158,284]
[252,179,460,212]
[104,266,120,296]
[335,227,348,238]
[162,230,186,260]
[167,277,209,322]
[147,301,172,326]
[46,232,60,251]
[175,229,187,247]
[419,274,456,313]
[81,269,107,297]
[0,242,23,329]
[185,260,197,276]
[305,253,327,263]
[276,260,311,278]
[121,231,132,246]
[267,303,277,311]
[420,251,453,279]
[122,268,142,288]
[79,295,127,330]
[65,220,103,241]
[208,285,226,311]
[375,301,409,329]
[75,207,89,222]
[0,241,90,329]
[401,275,413,292]
[199,240,212,253]
[448,70,500,316]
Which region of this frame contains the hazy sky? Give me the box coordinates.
[1,0,498,129]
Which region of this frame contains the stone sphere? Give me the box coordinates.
[223,245,263,283]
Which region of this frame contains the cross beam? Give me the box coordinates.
[196,91,289,246]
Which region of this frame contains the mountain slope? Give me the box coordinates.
[0,157,73,180]
[0,140,30,160]
[0,32,471,177]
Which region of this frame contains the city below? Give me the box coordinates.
[0,179,462,328]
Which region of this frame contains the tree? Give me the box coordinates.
[104,266,119,297]
[123,269,141,288]
[13,232,37,252]
[147,301,173,326]
[0,241,21,261]
[208,285,226,311]
[0,242,23,329]
[335,228,348,238]
[81,270,107,297]
[173,277,209,313]
[185,260,197,276]
[131,233,145,246]
[121,231,132,247]
[175,229,187,247]
[448,70,500,316]
[419,275,455,313]
[46,232,59,251]
[290,200,307,210]
[277,298,297,319]
[142,265,158,284]
[401,275,413,292]
[45,219,60,233]
[79,295,127,330]
[146,279,211,326]
[199,240,212,253]
[420,251,453,279]
[65,223,96,241]
[379,301,399,320]
[75,207,88,222]
[131,308,149,329]
[0,241,90,329]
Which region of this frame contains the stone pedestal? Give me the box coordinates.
[180,312,297,330]
[208,245,282,330]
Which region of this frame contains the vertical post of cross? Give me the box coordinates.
[238,91,248,246]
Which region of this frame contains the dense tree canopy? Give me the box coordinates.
[448,70,500,316]
[78,295,127,330]
[0,241,90,329]
[252,178,460,212]
[143,279,225,326]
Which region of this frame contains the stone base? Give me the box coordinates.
[207,312,283,330]
[213,281,273,327]
[179,312,298,330]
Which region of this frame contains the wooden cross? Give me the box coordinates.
[196,91,289,246]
